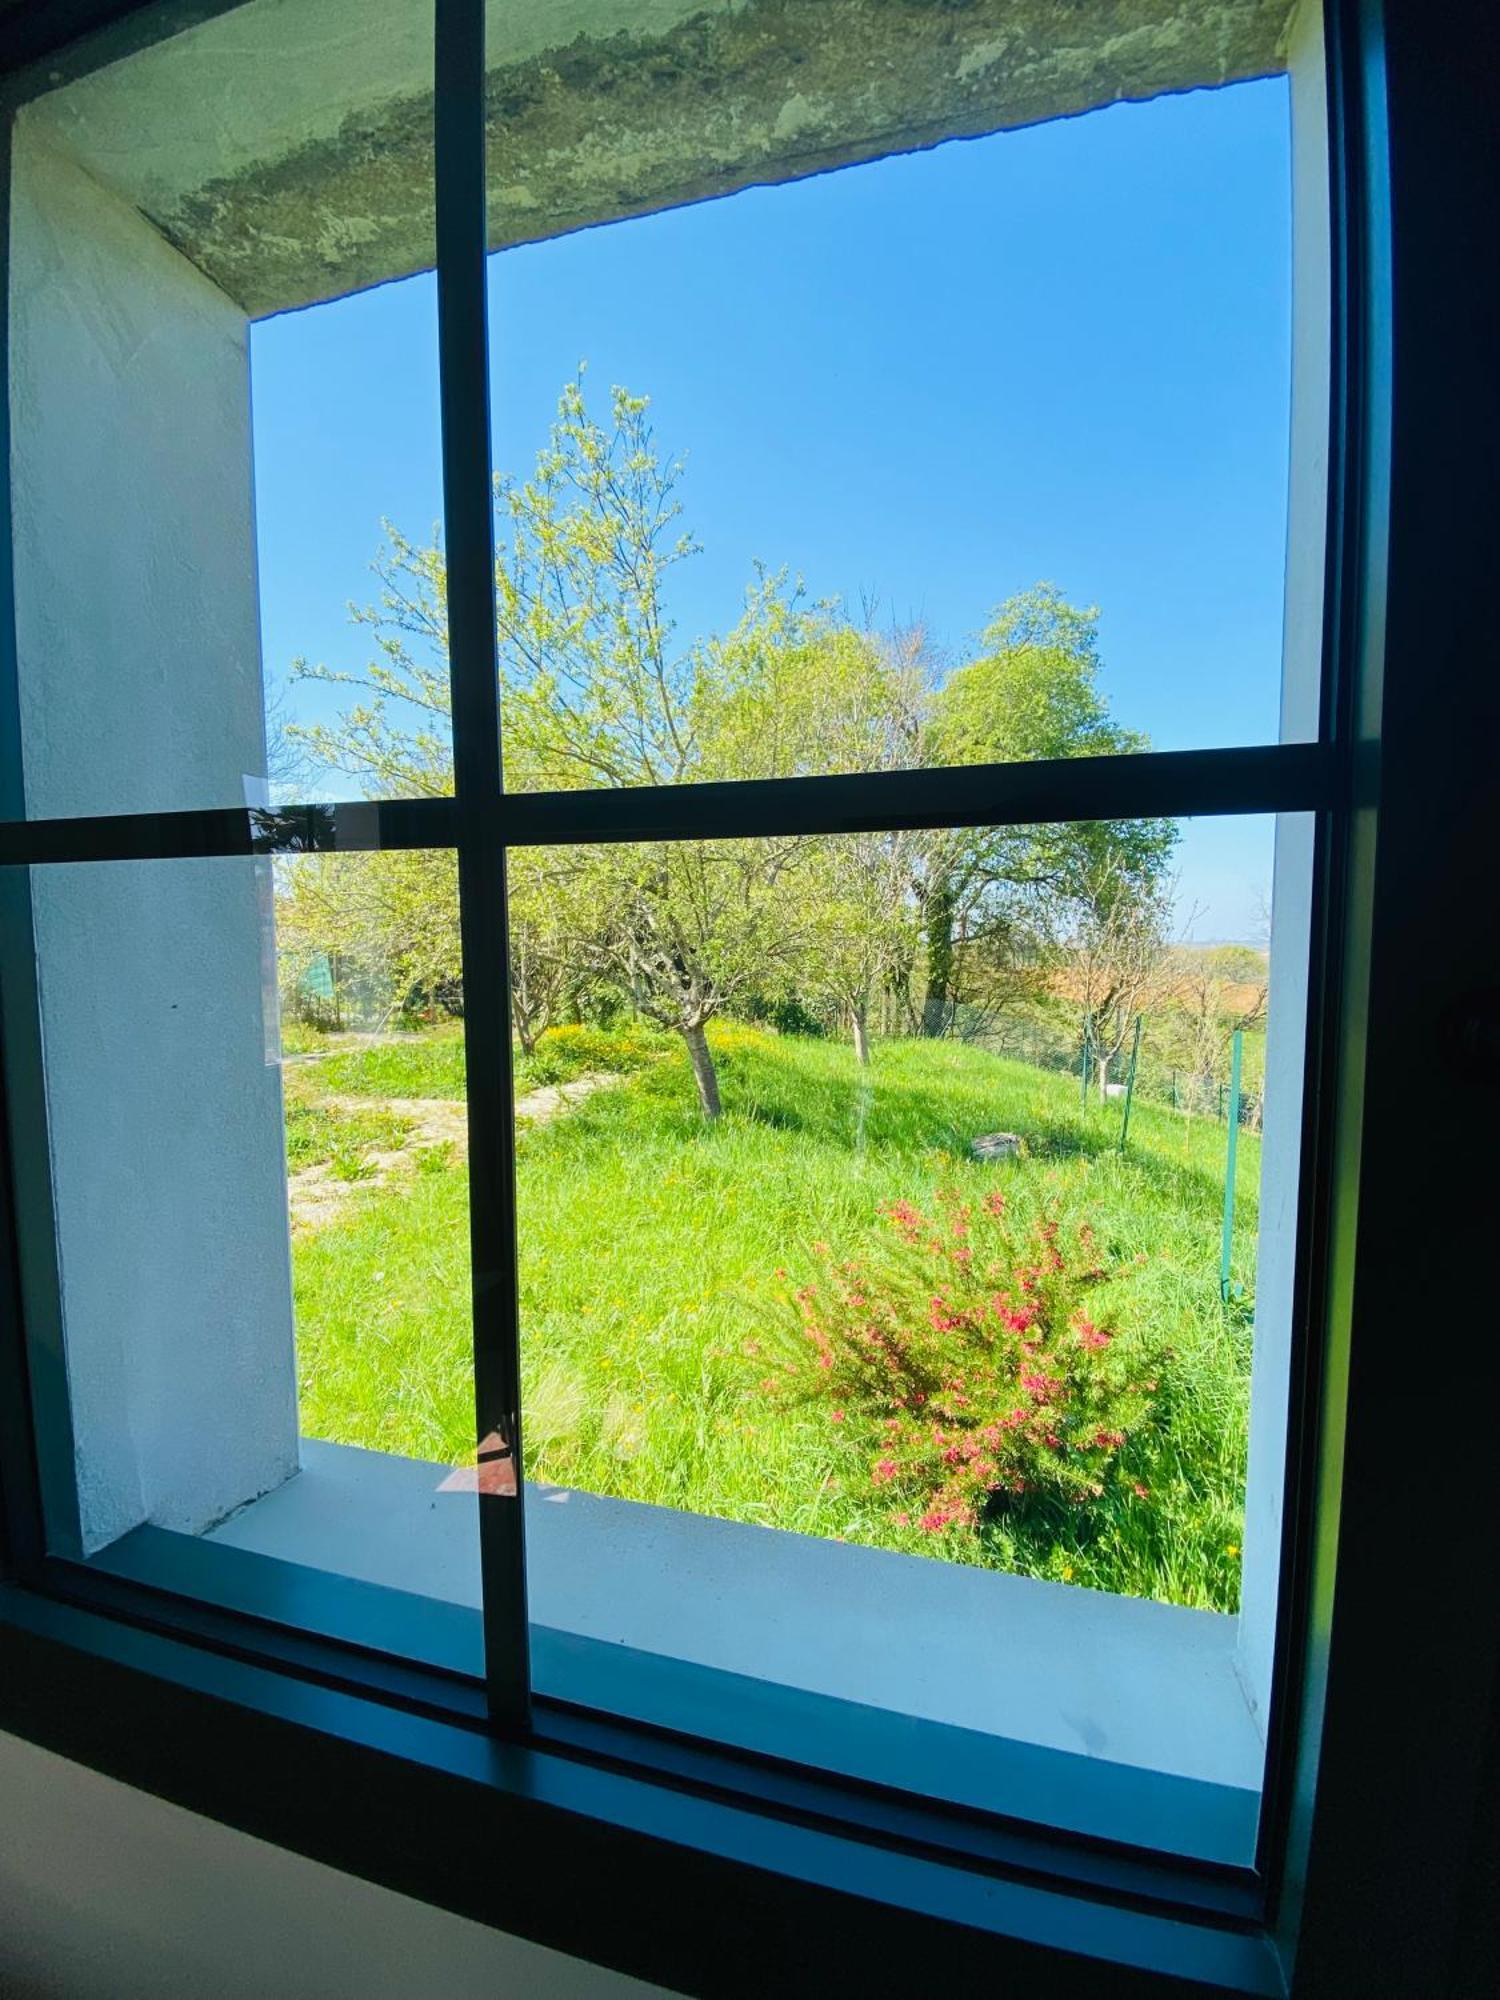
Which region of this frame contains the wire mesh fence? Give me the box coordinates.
[968,1005,1264,1130]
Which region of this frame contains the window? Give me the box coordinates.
[2,0,1433,1988]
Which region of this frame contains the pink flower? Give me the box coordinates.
[872,1458,898,1484]
[1132,1482,1150,1499]
[831,1408,845,1423]
[1076,1318,1111,1351]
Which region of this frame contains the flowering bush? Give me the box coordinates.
[775,1189,1158,1535]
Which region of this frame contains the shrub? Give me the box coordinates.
[775,1190,1159,1536]
[738,990,827,1038]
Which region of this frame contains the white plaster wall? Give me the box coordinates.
[1235,0,1329,1729]
[7,121,298,1550]
[9,121,268,820]
[0,1732,667,1999]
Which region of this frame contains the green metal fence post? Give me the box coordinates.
[1118,1013,1144,1154]
[1219,1029,1244,1302]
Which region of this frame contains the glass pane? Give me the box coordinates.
[3,851,480,1664]
[501,812,1310,1856]
[5,0,445,820]
[484,28,1309,793]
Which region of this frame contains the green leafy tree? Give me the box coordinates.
[282,395,1173,1109]
[276,847,462,1028]
[289,379,911,1116]
[918,585,1175,1037]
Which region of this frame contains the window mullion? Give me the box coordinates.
[434,0,530,1730]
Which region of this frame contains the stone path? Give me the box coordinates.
[286,1071,620,1235]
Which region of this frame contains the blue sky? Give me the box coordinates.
[250,78,1292,939]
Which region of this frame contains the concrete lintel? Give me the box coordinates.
[26,0,1301,317]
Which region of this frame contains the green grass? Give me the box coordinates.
[310,1020,672,1100]
[294,1025,1258,1611]
[312,1027,467,1099]
[284,1095,414,1179]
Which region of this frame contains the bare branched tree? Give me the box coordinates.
[1069,856,1174,1098]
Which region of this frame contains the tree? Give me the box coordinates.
[281,393,1174,1113]
[289,377,902,1117]
[751,618,928,1062]
[504,845,581,1054]
[918,586,1173,1039]
[576,834,807,1115]
[1161,943,1270,1126]
[1067,851,1174,1099]
[276,846,462,1028]
[802,828,922,1064]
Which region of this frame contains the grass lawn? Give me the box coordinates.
[292,1024,1258,1612]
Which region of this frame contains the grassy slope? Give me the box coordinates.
[294,1027,1258,1611]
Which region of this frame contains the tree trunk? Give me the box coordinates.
[682,1021,722,1120]
[921,877,955,1036]
[851,1002,871,1067]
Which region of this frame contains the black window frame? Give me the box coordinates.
[4,0,1494,1992]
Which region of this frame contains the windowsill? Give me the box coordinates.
[200,1438,1264,1862]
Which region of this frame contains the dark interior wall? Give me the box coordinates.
[0,1731,667,1999]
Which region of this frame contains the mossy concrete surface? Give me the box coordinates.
[26,0,1299,314]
